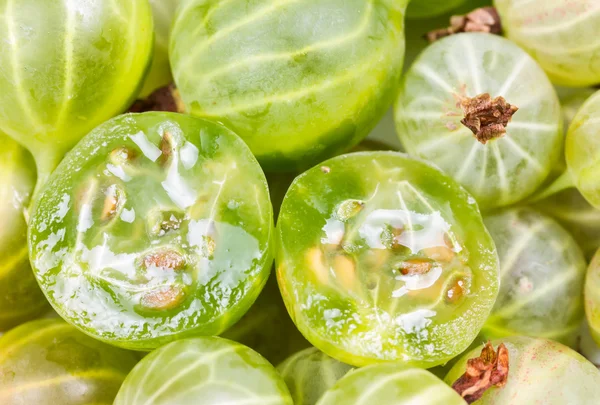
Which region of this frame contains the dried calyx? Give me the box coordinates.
[128,83,185,113]
[452,342,509,404]
[459,94,518,144]
[426,7,502,42]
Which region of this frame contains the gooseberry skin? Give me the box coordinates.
[566,90,600,210]
[28,112,274,350]
[277,347,353,405]
[585,249,600,347]
[170,0,407,172]
[0,0,154,189]
[0,135,48,330]
[316,363,466,405]
[394,33,562,210]
[140,0,179,97]
[482,208,586,347]
[0,318,139,405]
[445,336,600,404]
[114,337,293,405]
[276,151,499,368]
[494,0,600,87]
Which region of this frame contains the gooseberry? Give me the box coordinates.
[28,112,274,350]
[276,151,499,367]
[170,0,408,171]
[395,33,562,210]
[114,337,293,405]
[482,208,586,347]
[0,318,139,405]
[0,0,154,194]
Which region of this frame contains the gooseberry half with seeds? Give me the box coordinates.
[276,152,499,367]
[494,0,600,87]
[445,336,600,404]
[0,135,48,330]
[316,363,467,405]
[482,208,586,347]
[28,112,274,350]
[0,0,154,193]
[114,337,293,405]
[170,0,407,171]
[0,318,139,405]
[394,33,562,210]
[277,347,353,405]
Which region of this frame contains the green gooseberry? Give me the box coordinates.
[395,33,562,210]
[28,112,274,350]
[317,363,466,405]
[276,151,499,368]
[222,275,310,366]
[140,0,179,97]
[558,87,598,133]
[445,336,600,404]
[494,0,600,87]
[580,322,600,369]
[482,208,586,347]
[0,318,139,405]
[277,347,353,405]
[0,135,48,330]
[170,0,408,171]
[0,0,154,193]
[114,337,293,405]
[585,249,600,346]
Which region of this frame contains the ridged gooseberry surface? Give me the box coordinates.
[495,0,600,87]
[276,152,499,367]
[482,208,586,347]
[170,0,407,171]
[114,337,293,405]
[317,363,466,405]
[28,112,274,350]
[395,33,562,210]
[0,318,139,405]
[566,90,600,210]
[445,336,600,404]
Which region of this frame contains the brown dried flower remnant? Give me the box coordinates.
[128,83,185,113]
[459,94,518,144]
[452,342,510,404]
[426,7,502,42]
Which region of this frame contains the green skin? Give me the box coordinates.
[277,347,353,405]
[0,135,48,330]
[406,0,468,19]
[0,0,154,194]
[0,318,139,405]
[28,112,274,350]
[586,249,600,347]
[277,152,499,368]
[140,0,179,97]
[317,363,466,405]
[222,275,311,366]
[114,337,293,405]
[495,0,600,87]
[482,208,586,347]
[170,0,407,172]
[395,33,563,210]
[566,90,600,210]
[445,336,600,404]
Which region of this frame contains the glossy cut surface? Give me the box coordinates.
[445,336,600,404]
[395,33,562,210]
[495,0,600,87]
[114,337,293,405]
[482,208,586,347]
[0,318,139,405]
[0,0,153,184]
[0,135,48,330]
[566,90,600,210]
[28,112,274,350]
[317,363,466,405]
[170,0,407,171]
[277,347,353,405]
[277,152,499,367]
